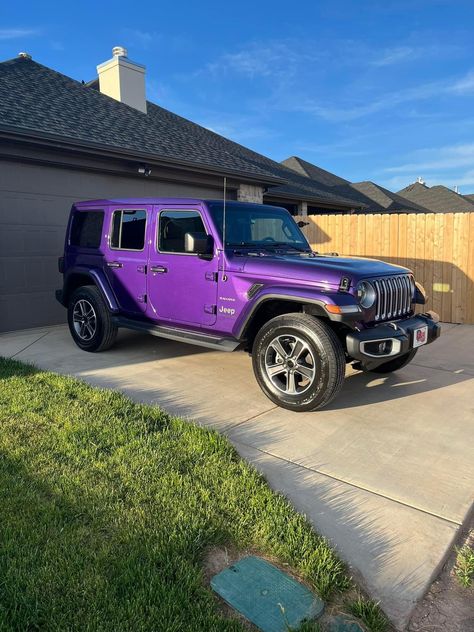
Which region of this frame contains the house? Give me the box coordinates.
[0,48,365,333]
[397,182,474,213]
[281,156,429,213]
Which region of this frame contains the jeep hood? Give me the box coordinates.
[238,253,411,287]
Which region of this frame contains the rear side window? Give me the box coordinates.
[110,210,147,251]
[70,210,104,248]
[158,210,206,253]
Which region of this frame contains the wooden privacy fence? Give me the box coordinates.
[296,212,474,324]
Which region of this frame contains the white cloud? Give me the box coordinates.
[370,44,462,68]
[384,143,474,173]
[0,28,39,40]
[371,46,417,67]
[122,29,159,50]
[202,40,321,80]
[382,171,474,192]
[201,118,275,143]
[379,144,474,192]
[449,71,474,95]
[290,69,474,122]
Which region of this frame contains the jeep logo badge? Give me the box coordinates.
[219,306,236,317]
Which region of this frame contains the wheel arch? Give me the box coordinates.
[64,267,119,312]
[239,296,329,352]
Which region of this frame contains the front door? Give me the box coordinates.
[147,207,218,326]
[103,206,149,314]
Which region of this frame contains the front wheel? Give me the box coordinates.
[252,313,346,412]
[67,285,117,352]
[363,349,417,374]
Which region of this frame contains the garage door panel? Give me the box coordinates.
[0,290,65,332]
[0,255,60,294]
[0,225,64,256]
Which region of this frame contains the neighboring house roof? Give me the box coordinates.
[346,181,430,213]
[397,182,474,213]
[281,156,350,187]
[0,56,362,210]
[282,156,427,212]
[463,193,474,202]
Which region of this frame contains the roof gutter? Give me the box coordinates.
[264,189,366,210]
[0,125,286,187]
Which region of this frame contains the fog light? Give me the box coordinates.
[378,341,392,354]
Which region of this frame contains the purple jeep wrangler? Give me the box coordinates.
[57,198,440,412]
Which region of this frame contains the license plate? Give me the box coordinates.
[413,325,428,348]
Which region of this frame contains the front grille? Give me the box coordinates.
[373,275,414,321]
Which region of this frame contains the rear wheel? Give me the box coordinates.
[364,349,417,374]
[252,313,346,412]
[68,285,117,352]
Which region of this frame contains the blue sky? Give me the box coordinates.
[1,0,474,192]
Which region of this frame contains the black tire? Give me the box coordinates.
[364,349,417,374]
[67,285,117,352]
[252,313,346,412]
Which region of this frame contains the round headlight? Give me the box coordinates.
[356,281,376,309]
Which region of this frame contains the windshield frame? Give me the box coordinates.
[206,202,312,253]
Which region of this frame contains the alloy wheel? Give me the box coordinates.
[72,299,97,341]
[264,334,317,395]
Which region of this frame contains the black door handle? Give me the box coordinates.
[150,265,168,274]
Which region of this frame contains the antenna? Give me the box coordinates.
[221,177,227,280]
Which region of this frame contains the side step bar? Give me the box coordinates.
[113,316,241,352]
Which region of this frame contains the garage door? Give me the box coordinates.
[0,161,223,332]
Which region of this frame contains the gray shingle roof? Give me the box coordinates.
[463,193,474,202]
[397,182,474,213]
[347,181,429,213]
[282,156,428,212]
[281,156,350,187]
[0,56,362,210]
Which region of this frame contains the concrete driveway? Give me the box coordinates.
[1,322,473,630]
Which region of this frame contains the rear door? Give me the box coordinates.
[103,206,150,315]
[147,206,218,326]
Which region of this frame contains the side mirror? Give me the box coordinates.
[184,232,214,258]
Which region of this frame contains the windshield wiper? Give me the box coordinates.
[227,242,311,254]
[260,242,311,253]
[227,242,259,248]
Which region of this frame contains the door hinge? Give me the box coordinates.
[137,265,147,274]
[204,304,217,314]
[205,271,218,282]
[138,294,147,303]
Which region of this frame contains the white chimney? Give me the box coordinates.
[97,46,147,114]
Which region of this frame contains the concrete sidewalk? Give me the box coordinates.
[1,322,473,630]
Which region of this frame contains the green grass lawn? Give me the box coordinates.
[0,357,354,631]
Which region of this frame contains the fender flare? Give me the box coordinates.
[64,266,120,312]
[235,288,361,339]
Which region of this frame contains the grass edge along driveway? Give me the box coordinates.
[0,358,384,632]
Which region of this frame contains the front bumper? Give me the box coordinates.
[346,311,441,368]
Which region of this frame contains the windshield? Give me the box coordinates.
[207,202,311,252]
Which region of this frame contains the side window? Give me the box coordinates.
[70,210,104,248]
[110,210,147,251]
[158,210,206,253]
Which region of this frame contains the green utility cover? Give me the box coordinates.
[210,556,324,632]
